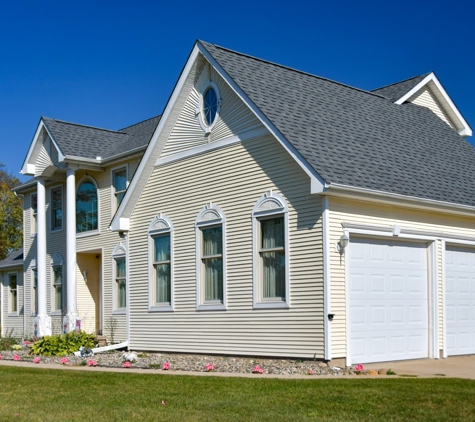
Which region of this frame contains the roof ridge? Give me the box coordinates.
[42,117,125,135]
[199,41,388,100]
[371,72,432,92]
[118,114,161,131]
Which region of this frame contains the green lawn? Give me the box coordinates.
[1,366,474,421]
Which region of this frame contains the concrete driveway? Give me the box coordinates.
[363,355,475,379]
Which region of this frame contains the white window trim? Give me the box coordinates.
[197,80,221,134]
[148,213,174,312]
[8,272,19,316]
[50,253,63,315]
[30,193,37,237]
[50,185,64,232]
[76,176,100,237]
[195,203,227,311]
[252,191,290,309]
[31,259,38,316]
[112,243,127,314]
[111,164,128,216]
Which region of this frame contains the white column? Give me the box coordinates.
[35,179,51,336]
[64,168,79,332]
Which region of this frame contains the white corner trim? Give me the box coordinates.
[322,197,331,361]
[197,42,326,194]
[395,73,472,137]
[441,239,447,359]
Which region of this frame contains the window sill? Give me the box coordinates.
[76,230,100,239]
[50,311,62,316]
[112,310,126,315]
[197,303,226,311]
[50,227,64,233]
[149,304,174,312]
[8,312,19,317]
[253,301,289,310]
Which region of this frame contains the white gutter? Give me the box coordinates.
[322,196,331,361]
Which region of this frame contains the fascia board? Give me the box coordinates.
[395,73,472,137]
[110,44,202,232]
[197,41,326,194]
[324,183,475,217]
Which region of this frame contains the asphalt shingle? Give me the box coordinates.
[371,73,430,102]
[0,249,23,269]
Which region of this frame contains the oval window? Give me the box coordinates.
[203,87,218,126]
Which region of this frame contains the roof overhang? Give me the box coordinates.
[395,73,472,137]
[323,183,475,218]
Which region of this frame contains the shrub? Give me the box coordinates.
[0,329,19,351]
[29,331,96,356]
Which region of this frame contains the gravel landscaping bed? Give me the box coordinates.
[0,349,359,376]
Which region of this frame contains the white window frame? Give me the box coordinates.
[8,272,18,315]
[195,203,226,311]
[252,191,290,309]
[31,193,38,236]
[31,260,38,315]
[112,243,127,313]
[50,185,63,232]
[111,165,128,213]
[197,80,221,134]
[76,177,100,238]
[51,253,63,314]
[148,213,174,312]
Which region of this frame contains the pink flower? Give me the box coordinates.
[122,362,131,368]
[161,401,166,405]
[307,369,314,375]
[205,363,214,372]
[59,357,69,365]
[252,365,263,374]
[162,362,170,370]
[33,357,40,364]
[355,364,364,372]
[87,359,97,367]
[13,355,21,361]
[0,354,3,360]
[24,340,29,345]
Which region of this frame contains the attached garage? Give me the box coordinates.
[445,246,475,356]
[348,237,430,364]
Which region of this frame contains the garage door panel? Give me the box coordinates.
[350,238,429,363]
[446,246,475,356]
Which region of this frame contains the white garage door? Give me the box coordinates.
[446,246,475,356]
[349,238,429,364]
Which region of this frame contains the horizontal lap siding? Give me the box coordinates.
[1,270,24,337]
[329,197,475,358]
[129,135,324,358]
[409,88,454,128]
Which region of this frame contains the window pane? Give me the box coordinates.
[114,169,127,192]
[32,195,37,212]
[202,226,222,256]
[261,217,284,249]
[156,263,171,303]
[118,280,126,308]
[33,269,38,313]
[53,266,62,310]
[76,181,98,232]
[204,258,223,301]
[116,258,126,278]
[52,188,62,230]
[203,88,218,125]
[10,275,17,290]
[154,235,170,262]
[262,251,285,298]
[55,285,62,310]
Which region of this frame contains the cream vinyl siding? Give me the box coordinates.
[129,134,324,358]
[408,87,455,129]
[328,197,475,358]
[161,64,262,157]
[1,270,23,335]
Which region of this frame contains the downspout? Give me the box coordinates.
[322,196,332,361]
[125,231,130,351]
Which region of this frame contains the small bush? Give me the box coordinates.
[0,329,19,351]
[29,331,96,357]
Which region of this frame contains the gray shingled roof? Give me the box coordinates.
[371,73,431,102]
[0,249,23,269]
[43,115,161,161]
[200,41,475,207]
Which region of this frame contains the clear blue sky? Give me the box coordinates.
[1,0,474,181]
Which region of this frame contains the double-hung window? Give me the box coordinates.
[31,194,38,234]
[32,267,38,314]
[195,203,226,310]
[252,191,289,309]
[148,214,173,311]
[51,187,63,231]
[112,244,127,312]
[9,273,18,313]
[51,254,63,312]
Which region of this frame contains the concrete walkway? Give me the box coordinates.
[1,355,475,379]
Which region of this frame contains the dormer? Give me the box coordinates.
[373,72,472,137]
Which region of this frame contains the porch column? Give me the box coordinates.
[64,168,79,332]
[35,179,51,336]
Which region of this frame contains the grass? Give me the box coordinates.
[1,366,475,421]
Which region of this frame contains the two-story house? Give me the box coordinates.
[2,40,474,366]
